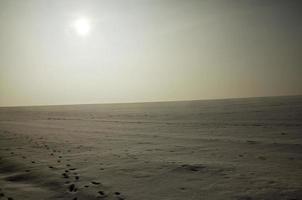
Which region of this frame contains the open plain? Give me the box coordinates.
[0,96,302,200]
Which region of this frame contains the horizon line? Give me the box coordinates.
[1,94,302,108]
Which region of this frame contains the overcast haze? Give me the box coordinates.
[0,0,301,107]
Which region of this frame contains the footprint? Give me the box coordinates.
[62,173,69,179]
[246,140,257,144]
[114,192,125,200]
[91,181,100,185]
[69,184,76,192]
[97,191,107,198]
[181,164,205,172]
[258,156,266,160]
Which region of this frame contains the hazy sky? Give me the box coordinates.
[0,0,301,106]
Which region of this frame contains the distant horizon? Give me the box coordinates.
[1,93,301,108]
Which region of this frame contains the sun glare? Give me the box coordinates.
[73,17,91,36]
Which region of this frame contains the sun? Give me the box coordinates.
[73,17,91,36]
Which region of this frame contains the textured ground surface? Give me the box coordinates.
[0,96,302,200]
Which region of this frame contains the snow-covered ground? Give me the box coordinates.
[0,95,302,200]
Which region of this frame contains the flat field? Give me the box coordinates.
[0,96,302,200]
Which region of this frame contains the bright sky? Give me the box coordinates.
[0,0,301,106]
